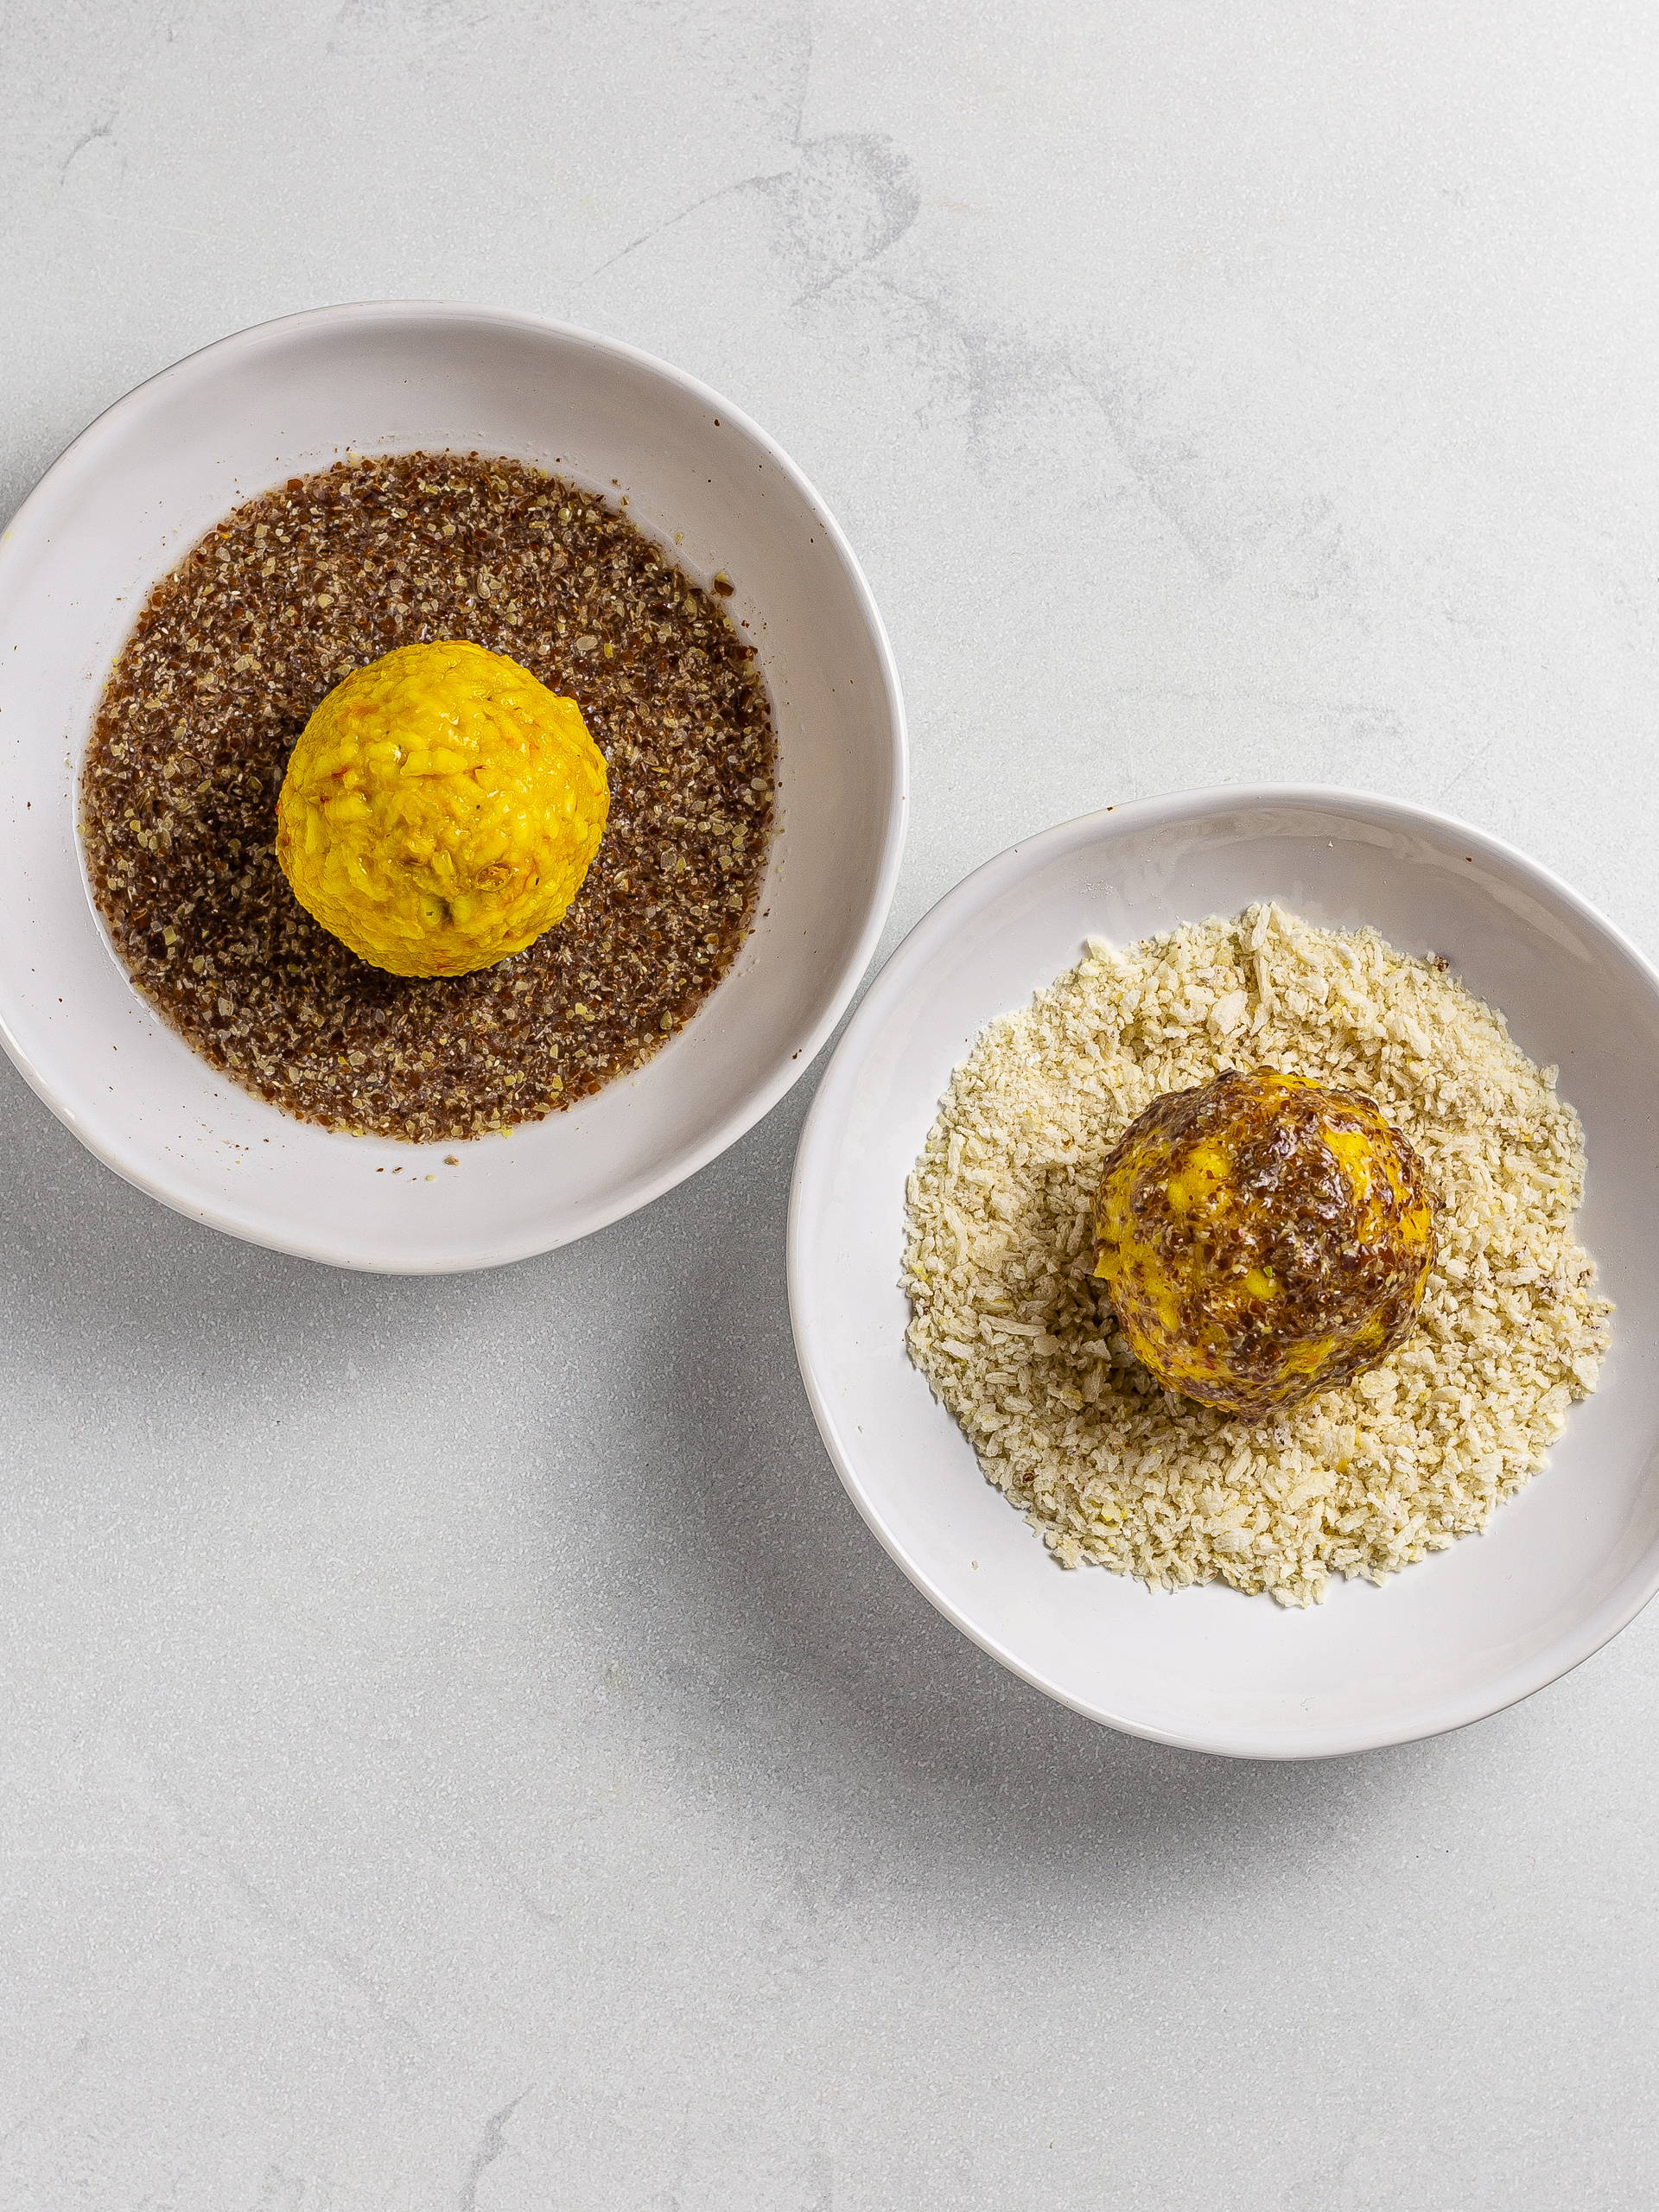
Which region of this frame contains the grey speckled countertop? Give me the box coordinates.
[4,5,1658,2207]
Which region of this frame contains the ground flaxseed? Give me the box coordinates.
[79,452,776,1142]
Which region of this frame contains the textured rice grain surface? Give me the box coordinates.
[902,905,1612,1607]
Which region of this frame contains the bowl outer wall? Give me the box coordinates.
[787,785,1659,1759]
[0,302,907,1272]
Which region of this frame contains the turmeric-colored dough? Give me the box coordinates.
[1093,1069,1435,1420]
[276,639,609,977]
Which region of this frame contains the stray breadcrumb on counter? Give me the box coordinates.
[901,905,1612,1608]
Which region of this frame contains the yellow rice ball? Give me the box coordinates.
[276,640,609,977]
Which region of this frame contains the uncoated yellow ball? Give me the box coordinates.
[276,640,609,977]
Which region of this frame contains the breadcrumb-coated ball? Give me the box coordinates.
[276,639,609,977]
[1093,1069,1435,1420]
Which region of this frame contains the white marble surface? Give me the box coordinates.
[3,3,1658,2205]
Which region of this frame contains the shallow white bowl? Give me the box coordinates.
[789,786,1659,1759]
[0,303,906,1271]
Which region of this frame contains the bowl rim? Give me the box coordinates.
[0,301,909,1268]
[787,781,1659,1758]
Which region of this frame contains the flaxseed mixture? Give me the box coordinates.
[80,453,776,1141]
[903,905,1612,1607]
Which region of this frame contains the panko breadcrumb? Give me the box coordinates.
[901,905,1612,1608]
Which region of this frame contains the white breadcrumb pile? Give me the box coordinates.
[901,904,1612,1608]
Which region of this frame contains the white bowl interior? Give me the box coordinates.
[0,305,903,1270]
[789,790,1659,1759]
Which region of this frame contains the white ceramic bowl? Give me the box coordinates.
[790,786,1659,1759]
[0,304,906,1271]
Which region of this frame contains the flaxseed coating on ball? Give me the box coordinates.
[1092,1068,1436,1420]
